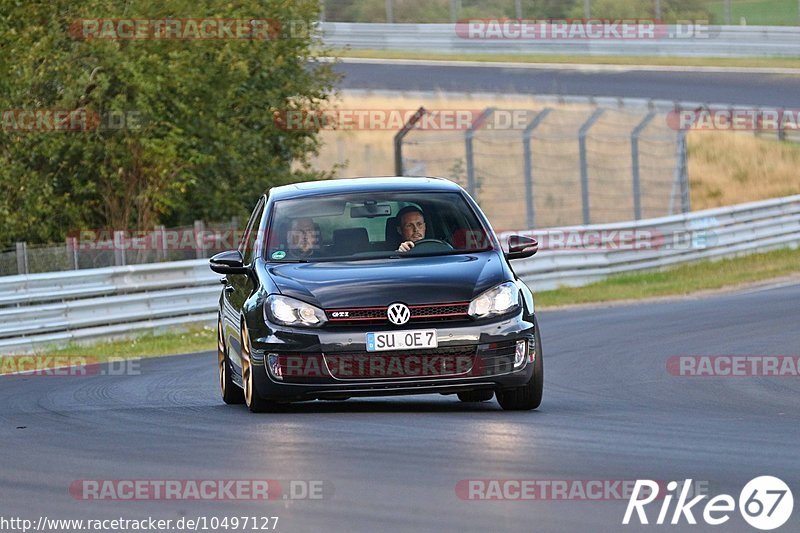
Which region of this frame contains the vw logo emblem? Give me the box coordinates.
[387,303,411,325]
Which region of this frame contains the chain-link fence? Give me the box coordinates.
[0,219,242,277]
[398,103,687,232]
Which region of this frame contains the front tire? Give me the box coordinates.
[497,317,543,411]
[241,321,276,413]
[218,319,244,405]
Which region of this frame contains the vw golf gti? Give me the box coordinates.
[210,177,542,412]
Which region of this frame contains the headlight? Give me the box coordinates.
[264,295,327,327]
[468,282,520,319]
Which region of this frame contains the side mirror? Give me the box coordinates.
[504,235,538,260]
[209,250,247,275]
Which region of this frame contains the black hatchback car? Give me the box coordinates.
[210,177,542,412]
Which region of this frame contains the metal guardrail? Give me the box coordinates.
[1,195,798,353]
[321,23,800,58]
[505,194,800,290]
[0,260,220,352]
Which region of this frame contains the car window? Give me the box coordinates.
[240,198,264,265]
[264,191,493,262]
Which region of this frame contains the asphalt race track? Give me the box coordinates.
[2,281,799,532]
[336,61,800,108]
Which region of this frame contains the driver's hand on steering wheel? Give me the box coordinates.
[398,240,415,252]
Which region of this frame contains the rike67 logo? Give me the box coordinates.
[624,476,793,530]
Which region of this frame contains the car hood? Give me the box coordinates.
[266,253,508,308]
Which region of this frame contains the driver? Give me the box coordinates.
[396,206,427,252]
[287,217,320,258]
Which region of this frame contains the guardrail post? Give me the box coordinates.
[113,230,126,266]
[394,107,427,176]
[522,108,552,229]
[465,107,495,199]
[631,111,657,221]
[194,220,206,259]
[579,108,605,225]
[15,241,28,275]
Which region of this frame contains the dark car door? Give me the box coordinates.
[222,197,265,369]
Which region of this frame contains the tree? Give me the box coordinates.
[0,0,338,246]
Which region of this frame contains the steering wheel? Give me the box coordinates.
[408,238,454,252]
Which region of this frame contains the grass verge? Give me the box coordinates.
[44,324,216,358]
[535,247,800,307]
[0,325,216,375]
[333,49,800,70]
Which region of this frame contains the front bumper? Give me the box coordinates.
[248,313,536,401]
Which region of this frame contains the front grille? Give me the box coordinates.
[325,302,470,326]
[269,340,524,384]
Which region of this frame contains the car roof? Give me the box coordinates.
[268,176,463,201]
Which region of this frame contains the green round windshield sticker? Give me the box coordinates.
[271,250,286,260]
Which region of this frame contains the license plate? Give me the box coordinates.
[366,329,438,352]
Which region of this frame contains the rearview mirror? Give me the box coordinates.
[209,250,247,275]
[505,235,538,260]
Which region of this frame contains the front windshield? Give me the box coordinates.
[264,191,495,262]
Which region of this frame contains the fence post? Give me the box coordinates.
[113,230,126,266]
[365,144,373,175]
[669,129,690,215]
[584,0,591,18]
[194,220,206,259]
[678,131,690,213]
[450,0,461,23]
[578,108,605,225]
[155,225,166,261]
[631,111,657,221]
[465,107,495,199]
[385,0,393,23]
[66,237,79,270]
[394,107,427,176]
[15,241,28,275]
[522,108,552,229]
